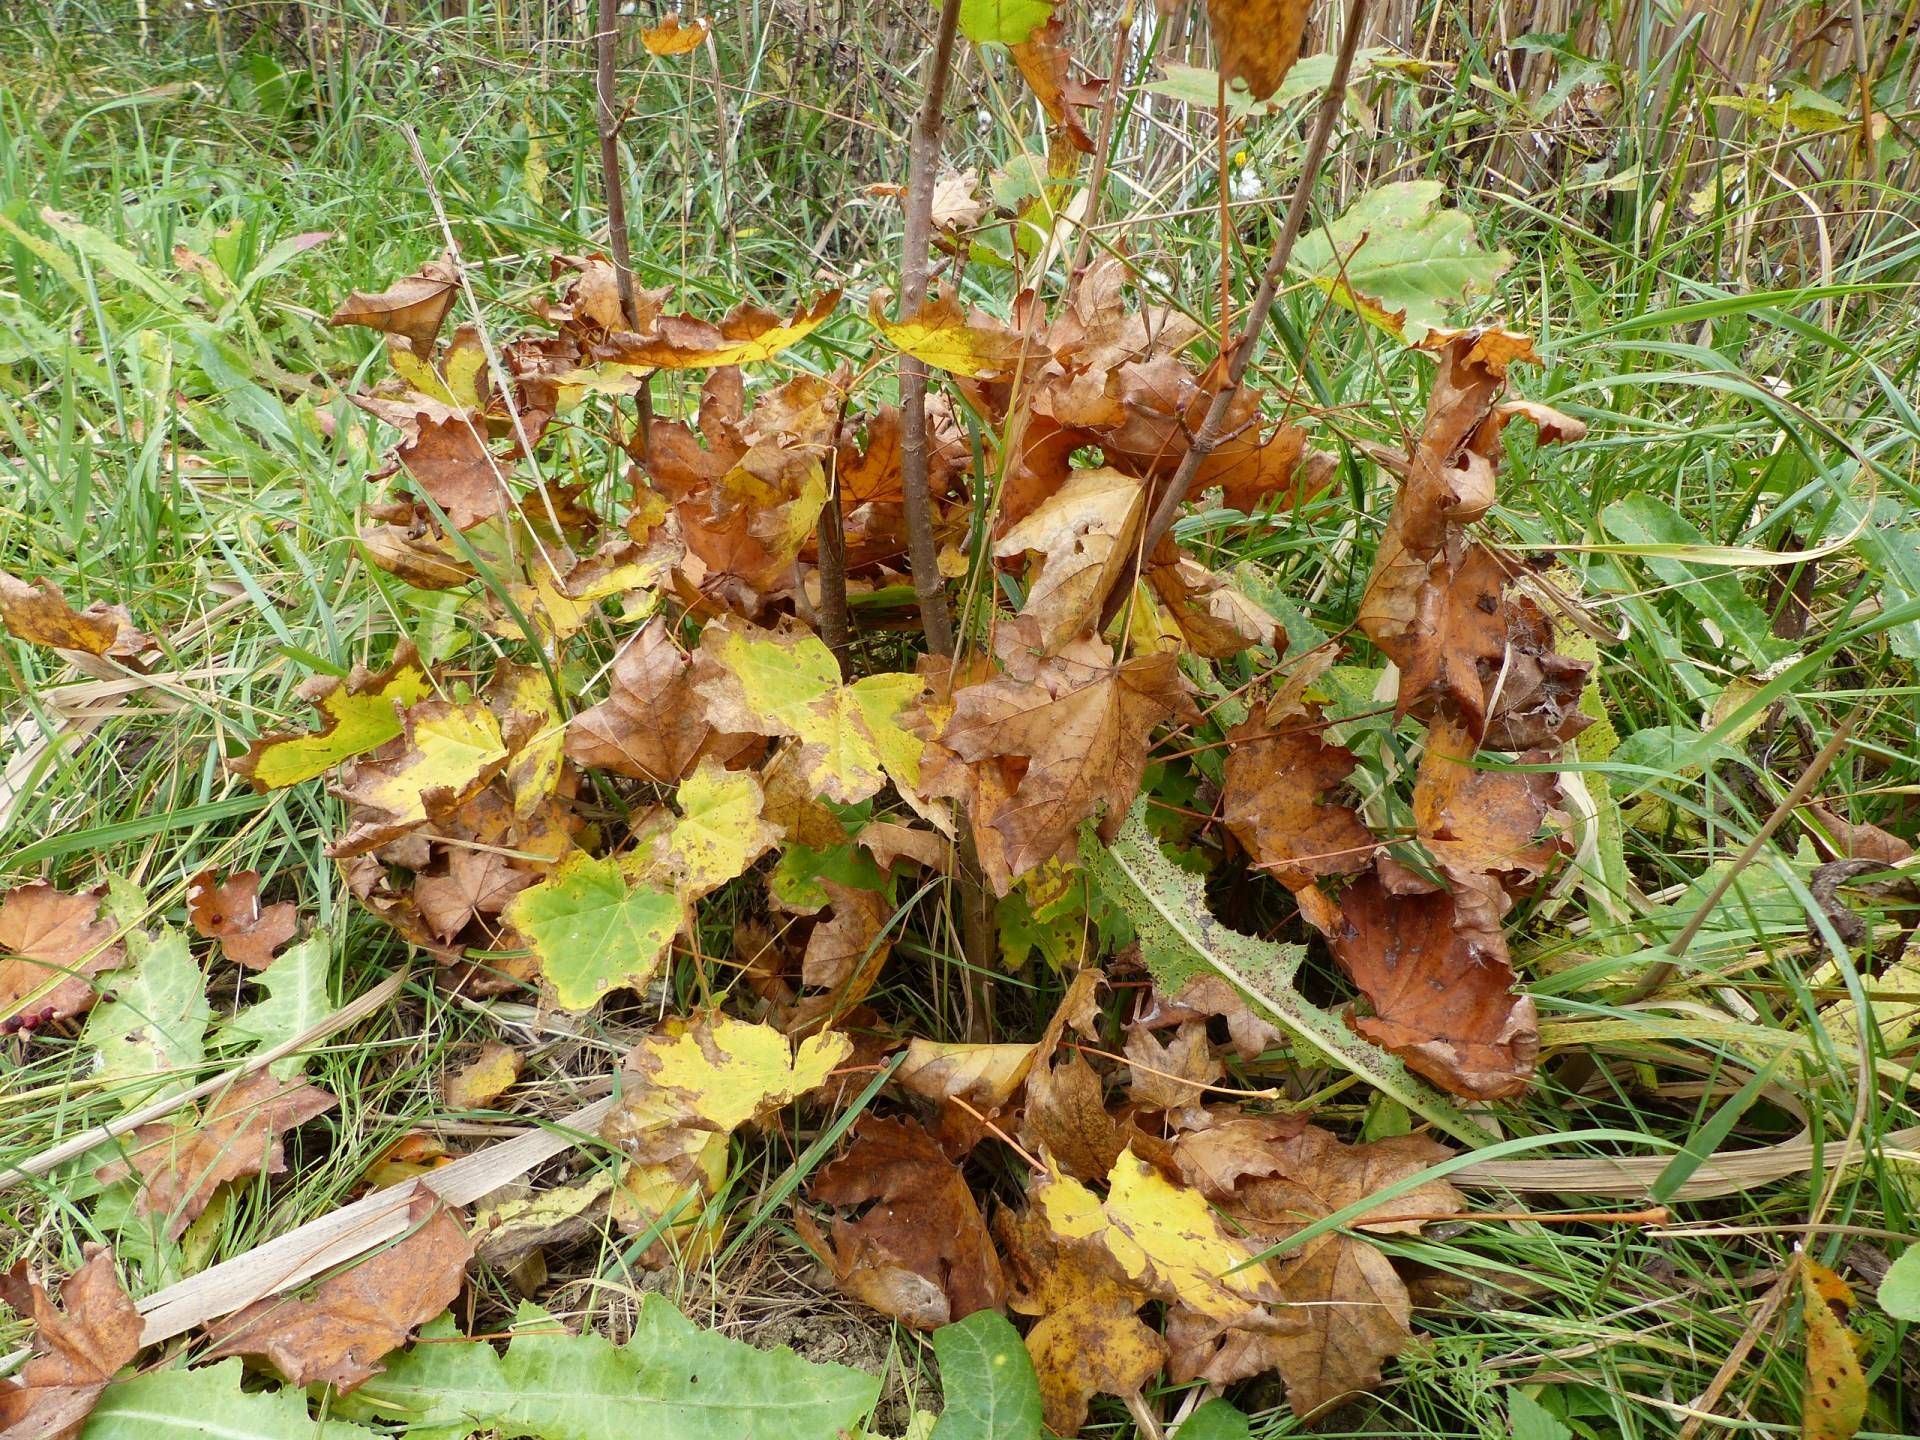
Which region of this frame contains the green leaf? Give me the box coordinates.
[1145,51,1388,117]
[929,1311,1042,1440]
[503,853,680,1011]
[1601,495,1791,667]
[954,0,1054,45]
[1289,180,1512,341]
[1083,803,1496,1147]
[1877,1245,1920,1320]
[1826,495,1920,661]
[1509,1391,1575,1440]
[770,843,885,914]
[81,927,209,1109]
[82,1359,377,1440]
[342,1300,879,1440]
[1176,1399,1253,1440]
[220,932,331,1078]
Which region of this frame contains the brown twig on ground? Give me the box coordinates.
[897,0,964,655]
[1098,0,1372,629]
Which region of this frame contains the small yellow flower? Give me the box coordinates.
[1233,149,1250,168]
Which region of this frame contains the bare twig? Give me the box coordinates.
[1097,0,1371,628]
[897,0,964,655]
[595,0,638,328]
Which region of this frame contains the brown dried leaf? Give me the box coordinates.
[412,847,535,942]
[1311,871,1539,1099]
[1206,0,1309,101]
[329,259,459,355]
[564,620,725,783]
[202,1195,470,1391]
[0,1247,141,1440]
[1011,18,1104,152]
[992,468,1145,652]
[1144,551,1280,658]
[933,629,1198,891]
[0,573,149,659]
[804,1114,1005,1329]
[593,291,839,372]
[186,870,297,971]
[0,883,124,1028]
[641,12,709,54]
[897,1039,1036,1110]
[1123,1020,1221,1112]
[1224,699,1377,889]
[94,1072,338,1239]
[800,881,892,991]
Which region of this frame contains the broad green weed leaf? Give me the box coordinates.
[1877,1245,1920,1320]
[929,1310,1042,1440]
[504,853,680,1011]
[341,1300,879,1440]
[82,927,209,1110]
[81,1359,377,1440]
[1508,1391,1574,1440]
[221,932,331,1078]
[1601,494,1791,667]
[1289,180,1511,341]
[1178,1399,1254,1440]
[1084,803,1495,1146]
[955,0,1054,45]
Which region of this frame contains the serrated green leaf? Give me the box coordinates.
[503,853,680,1011]
[82,927,209,1109]
[1877,1245,1920,1320]
[1178,1399,1253,1440]
[1289,180,1511,341]
[81,1359,377,1440]
[1083,802,1496,1146]
[341,1299,879,1440]
[929,1310,1042,1440]
[1509,1391,1574,1440]
[221,932,331,1078]
[955,0,1054,45]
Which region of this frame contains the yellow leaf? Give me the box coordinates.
[646,761,781,902]
[609,1011,851,1141]
[642,13,709,54]
[866,287,1044,380]
[443,1040,523,1110]
[331,698,508,832]
[1801,1257,1867,1440]
[584,291,839,374]
[234,649,432,790]
[488,663,566,818]
[1037,1148,1280,1321]
[898,1039,1037,1109]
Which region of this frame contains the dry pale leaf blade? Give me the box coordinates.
[805,1114,1005,1329]
[0,1246,141,1440]
[94,1071,339,1240]
[202,1196,472,1392]
[186,870,297,972]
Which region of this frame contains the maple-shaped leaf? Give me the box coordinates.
[603,1012,849,1177]
[565,620,747,783]
[414,847,535,943]
[932,628,1197,892]
[442,1039,522,1111]
[1206,0,1309,101]
[493,534,678,644]
[1011,18,1103,151]
[646,761,781,902]
[798,879,891,991]
[94,1071,337,1238]
[485,663,566,819]
[203,1195,471,1391]
[826,402,971,570]
[1168,1124,1463,1419]
[231,648,431,791]
[801,1114,1005,1330]
[1122,1019,1222,1114]
[994,1203,1163,1437]
[1034,1148,1282,1322]
[81,927,209,1111]
[329,259,459,354]
[1482,584,1594,749]
[641,13,708,53]
[501,852,680,1011]
[328,698,510,856]
[1408,717,1567,946]
[0,1246,141,1440]
[993,468,1145,652]
[354,396,514,532]
[587,291,839,373]
[1223,697,1377,890]
[866,287,1046,380]
[186,870,297,971]
[693,622,924,805]
[0,882,124,1028]
[1289,182,1513,341]
[898,1038,1036,1110]
[221,934,331,1080]
[1307,871,1539,1100]
[0,572,150,659]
